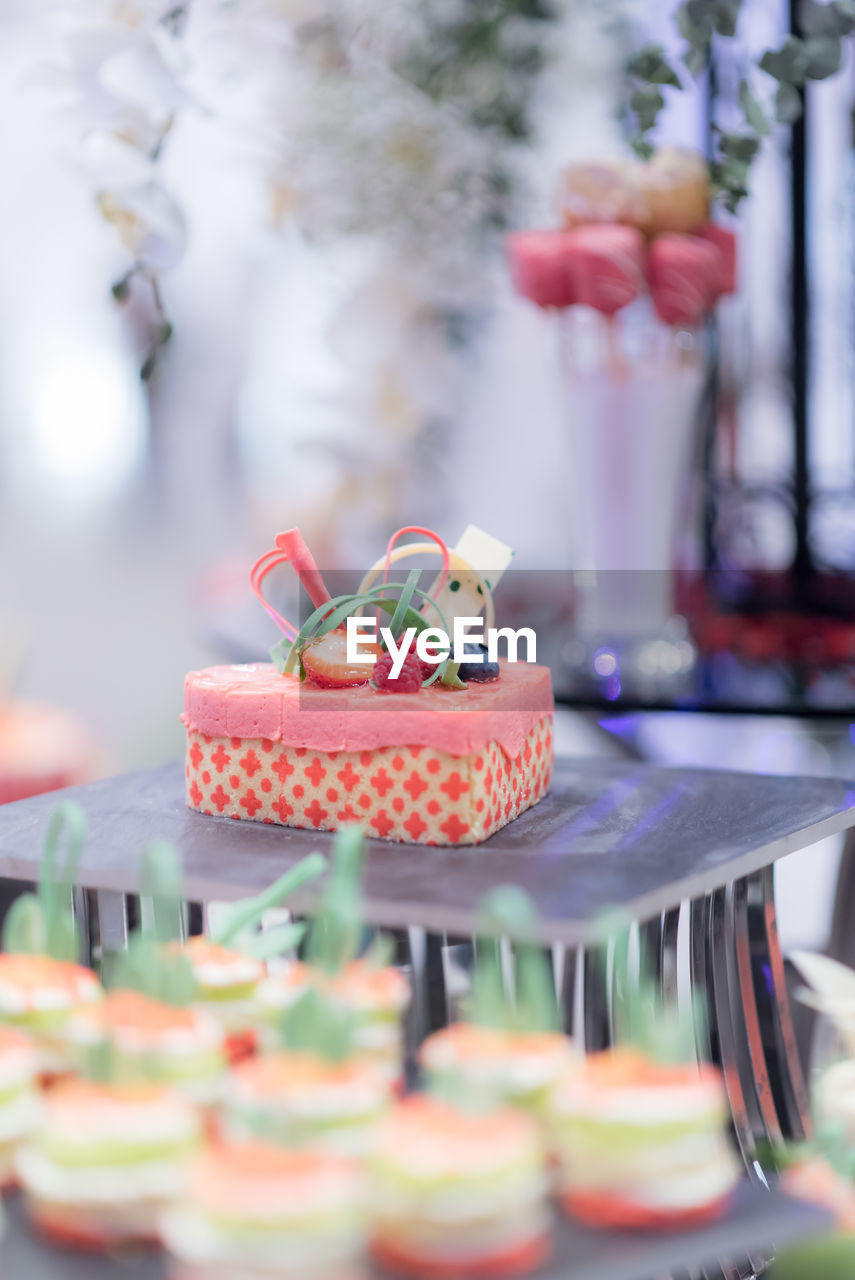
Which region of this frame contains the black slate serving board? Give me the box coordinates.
[0,1186,831,1280]
[0,758,853,942]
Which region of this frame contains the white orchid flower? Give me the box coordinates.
[98,180,187,271]
[79,127,157,187]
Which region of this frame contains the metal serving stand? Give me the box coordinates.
[0,756,852,1278]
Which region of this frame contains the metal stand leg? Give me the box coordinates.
[743,868,811,1142]
[692,891,763,1174]
[582,943,611,1052]
[93,890,130,955]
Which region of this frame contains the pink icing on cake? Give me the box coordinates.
[182,662,553,759]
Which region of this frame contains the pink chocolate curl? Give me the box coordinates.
[564,225,645,318]
[696,222,737,298]
[274,529,331,609]
[647,234,719,328]
[506,230,576,309]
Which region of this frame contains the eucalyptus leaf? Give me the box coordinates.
[775,82,804,122]
[676,0,713,46]
[713,0,741,36]
[718,131,760,163]
[801,0,855,36]
[678,0,736,65]
[630,84,666,132]
[835,0,855,32]
[682,43,709,76]
[627,43,682,88]
[631,137,655,160]
[738,79,770,135]
[804,32,843,78]
[759,36,809,85]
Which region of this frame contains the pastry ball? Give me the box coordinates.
[559,149,711,239]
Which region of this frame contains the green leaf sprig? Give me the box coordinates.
[468,886,560,1036]
[626,43,684,159]
[106,845,330,999]
[3,802,86,963]
[211,852,327,959]
[106,930,197,1008]
[275,827,369,1062]
[609,923,707,1065]
[279,986,357,1065]
[103,840,195,1006]
[305,825,366,977]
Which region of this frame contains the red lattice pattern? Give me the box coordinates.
[185,718,553,845]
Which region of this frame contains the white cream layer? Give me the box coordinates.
[552,1076,726,1126]
[18,1148,191,1205]
[161,1207,365,1270]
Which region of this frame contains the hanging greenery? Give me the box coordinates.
[626,0,855,210]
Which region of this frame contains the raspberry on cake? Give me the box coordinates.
[183,525,554,845]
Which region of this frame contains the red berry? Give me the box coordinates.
[373,650,424,693]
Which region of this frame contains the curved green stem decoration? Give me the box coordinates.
[3,801,87,962]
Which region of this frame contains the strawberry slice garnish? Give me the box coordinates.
[301,628,381,688]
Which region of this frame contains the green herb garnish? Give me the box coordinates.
[305,825,367,976]
[609,922,707,1065]
[468,886,560,1035]
[3,801,86,962]
[272,577,465,689]
[275,826,388,1063]
[279,986,357,1064]
[212,853,327,957]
